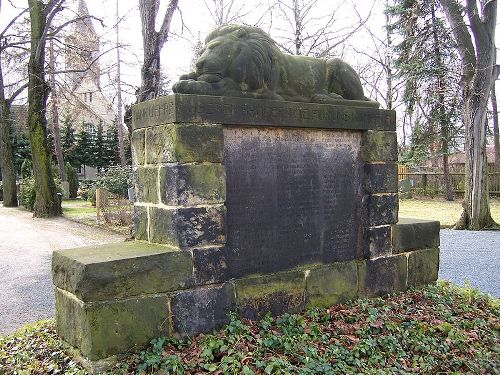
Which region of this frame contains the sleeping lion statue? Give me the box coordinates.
[172,24,372,104]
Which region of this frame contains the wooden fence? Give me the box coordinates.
[398,165,500,195]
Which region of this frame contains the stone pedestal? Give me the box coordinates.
[53,94,440,363]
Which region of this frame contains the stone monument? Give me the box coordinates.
[52,25,440,365]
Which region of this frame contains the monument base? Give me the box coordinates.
[53,218,439,363]
[53,95,440,366]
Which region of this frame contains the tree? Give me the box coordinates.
[115,0,126,166]
[27,0,64,217]
[74,127,93,168]
[137,0,179,102]
[389,0,462,201]
[60,115,78,166]
[438,0,497,229]
[0,7,29,207]
[272,0,372,57]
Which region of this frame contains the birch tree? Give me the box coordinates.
[438,0,497,229]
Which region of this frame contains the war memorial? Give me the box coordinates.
[51,25,440,364]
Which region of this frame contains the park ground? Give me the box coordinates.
[0,197,499,373]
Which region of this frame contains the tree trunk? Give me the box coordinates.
[0,95,18,207]
[116,0,127,165]
[492,84,499,165]
[431,3,453,201]
[28,0,61,217]
[440,0,497,229]
[49,37,65,181]
[384,3,393,110]
[138,0,178,103]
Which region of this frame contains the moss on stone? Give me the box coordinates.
[131,129,146,165]
[407,248,439,287]
[159,164,226,206]
[145,125,176,164]
[85,295,169,360]
[306,262,358,308]
[53,241,194,301]
[362,131,397,162]
[234,270,306,319]
[135,166,159,204]
[133,206,148,241]
[174,124,224,163]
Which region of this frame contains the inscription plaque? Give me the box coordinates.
[132,94,396,131]
[224,127,364,277]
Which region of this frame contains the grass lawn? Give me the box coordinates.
[399,197,500,227]
[0,283,498,374]
[61,199,131,235]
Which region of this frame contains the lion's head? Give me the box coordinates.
[193,25,279,90]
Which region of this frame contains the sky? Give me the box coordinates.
[1,0,498,127]
[0,0,388,107]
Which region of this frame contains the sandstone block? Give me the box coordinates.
[170,283,236,336]
[131,128,145,165]
[55,289,169,361]
[362,131,397,162]
[52,242,194,301]
[149,206,226,248]
[306,262,358,308]
[365,225,392,258]
[366,194,399,226]
[408,248,440,287]
[192,246,229,284]
[392,218,440,253]
[359,254,407,297]
[160,164,226,206]
[364,163,398,193]
[234,270,305,320]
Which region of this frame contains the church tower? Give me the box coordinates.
[65,0,101,89]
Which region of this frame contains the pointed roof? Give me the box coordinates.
[74,0,96,37]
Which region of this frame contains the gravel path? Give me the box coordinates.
[439,229,500,297]
[0,206,123,335]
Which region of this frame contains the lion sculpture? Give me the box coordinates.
[172,25,372,104]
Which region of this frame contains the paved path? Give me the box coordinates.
[439,229,500,297]
[0,206,123,335]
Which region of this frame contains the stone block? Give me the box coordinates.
[135,166,159,204]
[149,206,226,248]
[365,225,392,258]
[145,124,176,164]
[132,205,148,241]
[392,218,440,253]
[362,131,397,162]
[131,128,145,166]
[408,248,440,288]
[170,283,236,337]
[359,254,407,297]
[364,163,398,193]
[305,262,358,308]
[234,270,306,320]
[159,164,226,206]
[193,246,229,284]
[366,194,398,226]
[131,94,396,131]
[175,124,224,163]
[145,124,224,164]
[55,288,169,361]
[52,242,194,302]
